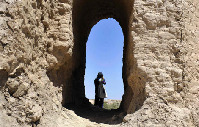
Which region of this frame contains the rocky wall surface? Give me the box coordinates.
[181,0,199,125]
[123,0,184,113]
[0,0,76,126]
[122,0,199,126]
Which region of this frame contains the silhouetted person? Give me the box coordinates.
[94,72,107,108]
[94,73,100,106]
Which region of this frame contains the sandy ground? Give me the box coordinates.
[64,99,125,125]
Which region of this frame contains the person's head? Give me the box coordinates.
[97,72,103,78]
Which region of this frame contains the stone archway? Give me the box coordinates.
[71,0,147,113]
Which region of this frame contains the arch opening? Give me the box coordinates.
[84,18,124,109]
[61,0,147,122]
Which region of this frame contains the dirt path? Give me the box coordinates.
[66,103,126,125]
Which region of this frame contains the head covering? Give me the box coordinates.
[97,72,103,78]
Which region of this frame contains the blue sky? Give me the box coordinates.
[84,18,124,100]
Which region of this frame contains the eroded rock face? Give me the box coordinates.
[0,0,73,125]
[0,0,199,126]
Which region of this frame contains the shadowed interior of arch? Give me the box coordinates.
[66,18,126,124]
[64,0,147,124]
